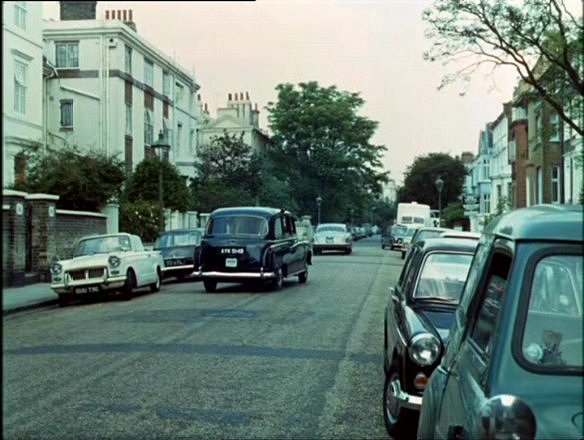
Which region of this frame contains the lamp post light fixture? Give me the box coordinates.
[316,196,323,225]
[151,131,171,232]
[435,175,444,227]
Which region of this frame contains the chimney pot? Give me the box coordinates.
[129,10,133,21]
[105,10,109,19]
[240,92,244,100]
[117,10,122,20]
[228,93,232,101]
[123,10,127,21]
[246,91,250,100]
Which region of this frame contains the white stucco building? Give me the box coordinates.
[489,103,513,213]
[2,1,44,187]
[42,3,201,180]
[198,92,271,156]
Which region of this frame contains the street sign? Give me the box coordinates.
[464,196,478,204]
[463,203,480,211]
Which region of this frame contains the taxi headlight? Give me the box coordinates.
[408,333,441,366]
[108,255,121,267]
[50,263,62,276]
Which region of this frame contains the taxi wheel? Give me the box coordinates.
[203,280,217,293]
[298,266,308,284]
[271,269,283,290]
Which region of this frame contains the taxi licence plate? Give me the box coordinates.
[74,286,100,294]
[225,258,238,268]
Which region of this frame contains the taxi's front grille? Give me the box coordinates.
[68,268,105,280]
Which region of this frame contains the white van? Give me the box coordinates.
[396,202,431,228]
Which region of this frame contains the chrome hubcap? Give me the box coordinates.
[385,376,401,424]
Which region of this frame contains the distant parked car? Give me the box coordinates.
[389,224,408,251]
[400,225,419,259]
[381,226,393,249]
[313,223,353,255]
[383,237,478,438]
[50,233,164,306]
[418,205,583,440]
[403,226,449,259]
[197,207,312,292]
[154,228,204,281]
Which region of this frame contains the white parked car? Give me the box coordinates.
[313,223,352,255]
[50,233,164,306]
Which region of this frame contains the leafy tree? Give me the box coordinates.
[14,145,125,211]
[119,199,161,243]
[423,0,583,136]
[266,81,389,222]
[257,161,299,213]
[123,155,194,213]
[190,131,262,213]
[397,153,466,208]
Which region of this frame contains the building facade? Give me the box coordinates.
[42,3,201,180]
[198,92,271,156]
[489,103,513,212]
[2,1,44,188]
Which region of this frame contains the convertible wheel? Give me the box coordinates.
[203,279,217,293]
[150,269,161,292]
[383,367,415,438]
[271,268,283,291]
[123,269,136,300]
[298,265,308,284]
[58,294,71,307]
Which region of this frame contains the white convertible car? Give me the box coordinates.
[50,233,164,306]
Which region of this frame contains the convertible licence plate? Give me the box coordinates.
[225,258,238,268]
[326,237,334,244]
[74,286,100,294]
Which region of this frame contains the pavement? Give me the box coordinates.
[2,283,58,316]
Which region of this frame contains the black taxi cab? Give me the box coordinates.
[197,207,312,292]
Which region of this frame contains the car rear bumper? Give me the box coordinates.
[199,270,276,279]
[162,264,195,276]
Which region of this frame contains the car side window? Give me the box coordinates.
[284,215,296,237]
[469,251,512,357]
[274,216,284,239]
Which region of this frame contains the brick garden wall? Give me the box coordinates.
[55,210,107,259]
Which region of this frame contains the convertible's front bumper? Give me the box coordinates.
[51,275,127,294]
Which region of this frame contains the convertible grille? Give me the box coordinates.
[68,268,106,280]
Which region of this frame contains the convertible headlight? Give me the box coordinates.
[50,263,62,276]
[108,255,121,267]
[408,333,441,366]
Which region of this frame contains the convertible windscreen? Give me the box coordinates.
[207,215,269,237]
[74,235,131,257]
[414,252,473,301]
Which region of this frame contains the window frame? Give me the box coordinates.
[125,45,132,75]
[60,99,73,127]
[144,58,154,88]
[144,109,153,146]
[14,1,27,30]
[551,165,560,204]
[14,60,27,114]
[55,41,79,69]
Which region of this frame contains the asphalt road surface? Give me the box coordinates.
[3,236,405,439]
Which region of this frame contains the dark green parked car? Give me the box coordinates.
[417,205,583,440]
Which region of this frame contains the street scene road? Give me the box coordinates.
[3,236,402,439]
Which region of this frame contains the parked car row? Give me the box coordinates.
[382,204,584,440]
[50,206,317,302]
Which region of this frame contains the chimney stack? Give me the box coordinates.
[105,8,137,31]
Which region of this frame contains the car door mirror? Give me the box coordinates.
[389,287,400,302]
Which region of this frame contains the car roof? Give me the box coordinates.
[485,204,583,242]
[159,228,203,234]
[440,231,481,240]
[210,206,291,218]
[416,237,479,253]
[414,227,450,234]
[317,223,346,227]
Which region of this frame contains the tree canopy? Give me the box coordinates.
[423,0,583,136]
[266,81,389,222]
[15,146,125,211]
[123,155,194,213]
[190,131,262,213]
[397,152,466,208]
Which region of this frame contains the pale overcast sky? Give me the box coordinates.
[43,1,569,184]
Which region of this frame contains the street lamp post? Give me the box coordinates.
[316,196,323,225]
[435,176,444,227]
[151,131,171,232]
[350,208,354,230]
